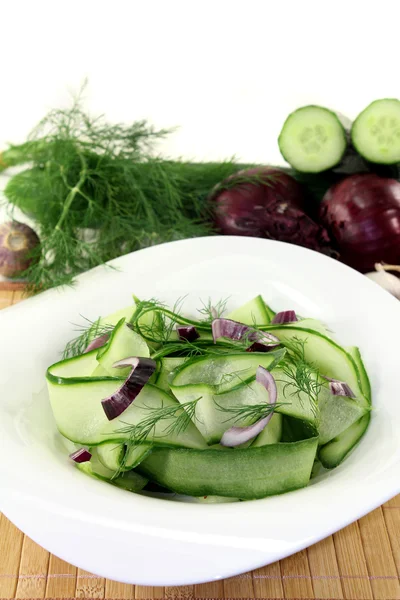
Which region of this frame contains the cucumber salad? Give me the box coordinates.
[47,295,371,501]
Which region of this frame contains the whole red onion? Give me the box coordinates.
[0,221,40,278]
[319,174,400,272]
[211,167,333,253]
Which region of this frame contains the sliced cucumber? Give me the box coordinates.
[171,376,274,445]
[97,318,149,376]
[273,367,319,425]
[264,325,368,408]
[171,349,286,393]
[47,352,206,448]
[225,295,270,325]
[351,99,400,164]
[99,304,135,328]
[125,444,153,468]
[281,415,318,442]
[251,413,282,446]
[95,441,124,471]
[138,437,318,499]
[319,413,370,469]
[155,357,187,391]
[278,105,347,173]
[294,318,334,338]
[347,346,371,403]
[76,462,148,492]
[318,386,368,446]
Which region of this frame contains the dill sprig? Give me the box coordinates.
[62,316,114,359]
[116,397,202,444]
[1,84,249,293]
[278,337,322,414]
[214,400,282,424]
[197,297,230,323]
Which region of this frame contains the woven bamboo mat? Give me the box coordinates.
[0,283,399,600]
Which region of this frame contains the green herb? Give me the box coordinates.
[214,399,282,424]
[279,337,321,414]
[1,85,248,293]
[116,397,202,444]
[62,317,114,359]
[197,297,230,323]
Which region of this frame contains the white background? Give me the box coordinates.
[0,0,399,218]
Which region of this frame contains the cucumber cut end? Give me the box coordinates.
[279,105,347,173]
[351,99,400,164]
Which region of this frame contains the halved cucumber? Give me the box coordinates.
[351,99,400,164]
[138,437,319,499]
[318,413,370,469]
[97,318,150,376]
[225,295,270,325]
[279,105,347,173]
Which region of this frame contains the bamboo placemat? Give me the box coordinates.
[0,283,399,600]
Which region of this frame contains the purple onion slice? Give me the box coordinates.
[322,375,356,398]
[212,318,280,350]
[220,366,277,447]
[271,310,298,324]
[101,357,157,420]
[84,333,110,353]
[70,448,92,463]
[176,325,200,342]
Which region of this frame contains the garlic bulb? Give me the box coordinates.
[365,263,400,300]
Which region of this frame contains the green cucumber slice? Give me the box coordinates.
[347,346,371,404]
[171,349,286,393]
[273,367,319,425]
[76,462,148,492]
[124,444,153,468]
[97,318,149,376]
[278,105,347,173]
[99,305,136,327]
[351,99,400,164]
[155,357,187,391]
[318,413,370,469]
[264,325,368,408]
[95,442,124,471]
[47,353,206,448]
[251,413,282,446]
[225,295,270,325]
[318,386,368,446]
[171,376,274,445]
[138,437,318,499]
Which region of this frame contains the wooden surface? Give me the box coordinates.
[0,284,399,600]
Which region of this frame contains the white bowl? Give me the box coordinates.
[0,236,399,586]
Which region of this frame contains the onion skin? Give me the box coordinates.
[0,221,40,277]
[320,174,400,272]
[211,167,333,253]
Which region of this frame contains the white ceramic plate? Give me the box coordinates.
[0,236,399,585]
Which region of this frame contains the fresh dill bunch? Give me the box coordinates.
[62,316,115,359]
[116,397,202,445]
[1,84,248,293]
